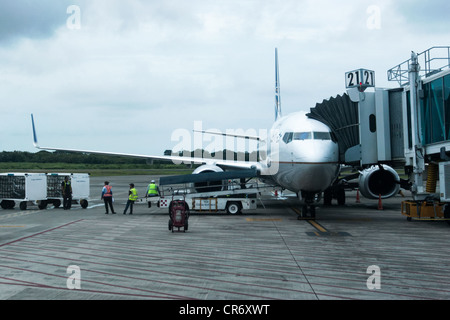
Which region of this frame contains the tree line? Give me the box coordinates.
[0,151,147,164]
[0,149,260,164]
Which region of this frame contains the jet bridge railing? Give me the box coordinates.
[388,46,450,86]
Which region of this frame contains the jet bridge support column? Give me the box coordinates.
[406,52,426,200]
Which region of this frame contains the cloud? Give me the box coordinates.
[0,0,78,44]
[0,0,449,155]
[392,0,450,33]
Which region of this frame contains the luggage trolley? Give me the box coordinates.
[168,196,189,233]
[0,173,47,210]
[45,173,90,209]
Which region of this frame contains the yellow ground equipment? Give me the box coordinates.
[401,200,449,222]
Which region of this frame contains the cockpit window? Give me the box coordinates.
[283,131,332,143]
[293,132,311,140]
[282,132,293,144]
[313,132,331,140]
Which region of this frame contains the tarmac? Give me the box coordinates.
[1,175,450,303]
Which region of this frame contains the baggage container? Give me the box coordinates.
[0,173,47,210]
[45,173,90,209]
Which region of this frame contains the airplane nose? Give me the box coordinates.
[293,141,338,163]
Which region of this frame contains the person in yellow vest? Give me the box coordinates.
[123,183,138,215]
[146,180,160,198]
[61,176,72,210]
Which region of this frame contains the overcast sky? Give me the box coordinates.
[0,0,449,155]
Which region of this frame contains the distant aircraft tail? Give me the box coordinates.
[31,114,39,148]
[274,48,282,121]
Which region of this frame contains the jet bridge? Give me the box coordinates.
[307,73,406,168]
[308,46,450,221]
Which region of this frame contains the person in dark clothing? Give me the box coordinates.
[61,176,72,210]
[101,181,116,214]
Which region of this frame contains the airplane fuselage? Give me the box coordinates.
[259,111,340,194]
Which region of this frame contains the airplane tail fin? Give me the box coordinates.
[31,114,39,148]
[274,48,282,121]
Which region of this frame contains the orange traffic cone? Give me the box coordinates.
[356,189,360,203]
[378,194,383,210]
[274,190,278,197]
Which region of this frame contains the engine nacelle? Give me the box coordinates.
[192,164,224,192]
[358,165,400,199]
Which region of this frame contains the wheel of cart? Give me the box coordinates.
[226,201,242,215]
[168,198,189,232]
[1,200,15,209]
[80,199,89,209]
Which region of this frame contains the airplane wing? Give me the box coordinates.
[193,130,261,141]
[31,114,263,172]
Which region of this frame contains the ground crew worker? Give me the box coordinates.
[123,183,138,215]
[146,180,160,197]
[61,176,72,210]
[101,181,116,214]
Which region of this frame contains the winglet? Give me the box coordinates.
[31,114,39,148]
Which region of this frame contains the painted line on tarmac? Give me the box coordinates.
[0,226,25,228]
[0,210,43,221]
[0,219,84,248]
[291,207,351,237]
[246,218,283,222]
[307,220,328,233]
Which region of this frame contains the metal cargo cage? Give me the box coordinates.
[45,173,90,209]
[0,173,47,210]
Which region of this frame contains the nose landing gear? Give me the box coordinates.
[297,191,318,220]
[298,204,316,219]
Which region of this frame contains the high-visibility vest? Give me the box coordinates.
[103,185,112,197]
[129,188,138,201]
[62,181,72,194]
[147,183,158,195]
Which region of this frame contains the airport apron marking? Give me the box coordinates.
[291,207,351,237]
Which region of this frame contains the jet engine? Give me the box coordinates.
[358,164,400,199]
[192,164,224,192]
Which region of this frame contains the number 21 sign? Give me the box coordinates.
[345,69,375,91]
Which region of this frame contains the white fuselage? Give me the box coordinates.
[259,111,340,194]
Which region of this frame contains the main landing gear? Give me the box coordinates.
[323,186,346,206]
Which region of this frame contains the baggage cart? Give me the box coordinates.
[45,173,90,209]
[0,173,47,210]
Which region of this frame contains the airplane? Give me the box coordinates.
[31,48,400,218]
